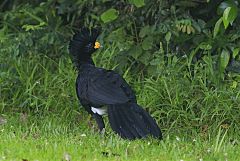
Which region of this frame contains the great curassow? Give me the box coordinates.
[69,28,162,140]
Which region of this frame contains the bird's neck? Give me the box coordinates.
[75,56,95,70]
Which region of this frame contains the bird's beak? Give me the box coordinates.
[94,41,101,49]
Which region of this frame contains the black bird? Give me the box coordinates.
[69,28,162,140]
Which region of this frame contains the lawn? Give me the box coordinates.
[0,112,239,161]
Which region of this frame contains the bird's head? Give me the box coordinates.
[69,28,101,59]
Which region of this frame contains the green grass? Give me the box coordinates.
[0,113,239,161]
[1,46,240,160]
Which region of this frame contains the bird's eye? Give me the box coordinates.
[86,43,92,48]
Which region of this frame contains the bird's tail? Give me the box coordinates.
[108,103,162,140]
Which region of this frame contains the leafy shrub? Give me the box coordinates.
[1,1,240,82]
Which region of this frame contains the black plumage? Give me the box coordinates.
[69,27,162,140]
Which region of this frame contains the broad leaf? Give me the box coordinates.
[142,36,153,50]
[217,0,238,15]
[223,7,231,29]
[220,1,238,29]
[233,48,240,58]
[139,25,150,38]
[220,49,230,71]
[228,6,238,25]
[129,0,145,8]
[199,42,212,50]
[165,32,171,42]
[128,45,142,59]
[213,18,223,38]
[138,52,151,65]
[100,9,119,23]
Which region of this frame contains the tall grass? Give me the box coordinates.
[1,45,239,139]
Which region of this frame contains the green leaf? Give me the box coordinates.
[22,22,46,31]
[165,32,171,42]
[138,52,150,65]
[199,42,212,50]
[129,0,145,8]
[233,48,240,58]
[217,0,238,15]
[222,5,238,29]
[220,49,230,71]
[150,58,161,65]
[213,18,223,38]
[231,81,237,89]
[142,36,153,50]
[100,9,119,23]
[128,45,142,59]
[139,25,150,38]
[226,6,238,25]
[222,7,230,29]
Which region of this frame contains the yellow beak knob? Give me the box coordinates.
[94,41,101,49]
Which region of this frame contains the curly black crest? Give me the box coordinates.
[69,27,100,67]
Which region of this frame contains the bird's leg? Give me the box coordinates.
[92,113,105,135]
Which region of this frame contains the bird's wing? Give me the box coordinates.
[86,68,136,105]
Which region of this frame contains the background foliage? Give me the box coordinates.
[1,0,240,76]
[1,0,240,136]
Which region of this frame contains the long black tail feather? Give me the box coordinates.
[108,103,162,140]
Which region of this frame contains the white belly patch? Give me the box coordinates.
[91,107,107,115]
